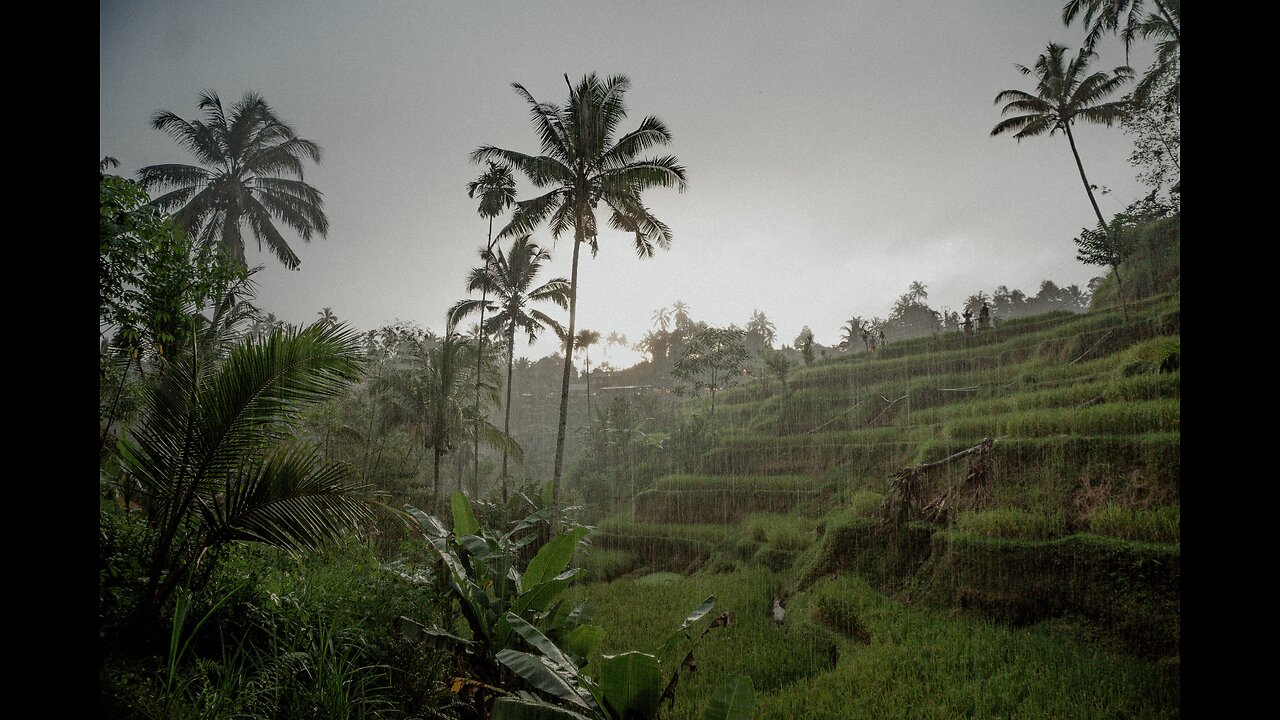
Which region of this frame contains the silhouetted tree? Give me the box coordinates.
[474,73,686,533]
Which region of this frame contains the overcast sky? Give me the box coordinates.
[100,0,1153,367]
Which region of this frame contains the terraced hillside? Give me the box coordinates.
[580,292,1180,683]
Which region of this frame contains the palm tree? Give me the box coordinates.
[112,314,380,620]
[138,91,328,271]
[1062,0,1179,58]
[993,44,1132,234]
[671,300,692,329]
[651,307,671,333]
[379,322,516,502]
[464,161,518,489]
[907,281,929,304]
[450,236,567,500]
[992,44,1132,319]
[318,307,337,327]
[840,316,867,351]
[1062,0,1179,108]
[574,329,602,419]
[964,291,991,316]
[746,310,777,349]
[473,72,687,534]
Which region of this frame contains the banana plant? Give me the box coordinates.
[490,596,755,720]
[397,493,601,688]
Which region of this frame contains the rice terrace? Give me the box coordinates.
[100,1,1180,717]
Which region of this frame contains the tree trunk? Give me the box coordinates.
[502,324,516,502]
[474,216,495,495]
[433,446,442,510]
[1065,123,1127,323]
[551,224,584,538]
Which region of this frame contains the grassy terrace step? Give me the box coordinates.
[699,439,919,477]
[759,575,1178,719]
[636,474,822,523]
[591,519,740,572]
[908,372,1180,424]
[791,516,1179,657]
[941,398,1180,441]
[919,531,1180,657]
[718,335,1177,437]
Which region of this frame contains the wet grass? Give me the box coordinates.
[759,574,1179,719]
[567,569,1177,719]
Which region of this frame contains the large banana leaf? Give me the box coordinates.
[452,490,480,535]
[599,652,662,720]
[496,649,595,711]
[524,526,589,586]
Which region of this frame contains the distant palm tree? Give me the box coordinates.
[378,323,515,501]
[605,331,627,352]
[907,281,929,304]
[671,300,692,329]
[473,72,687,534]
[318,307,337,327]
[463,161,518,489]
[138,91,328,270]
[746,310,777,348]
[840,317,867,351]
[651,307,671,333]
[451,236,566,500]
[575,329,602,418]
[965,291,991,316]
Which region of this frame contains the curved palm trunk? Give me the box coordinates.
[502,324,516,502]
[1065,123,1128,323]
[551,228,584,538]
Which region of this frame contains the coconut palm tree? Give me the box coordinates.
[137,91,328,271]
[992,44,1132,233]
[378,322,517,502]
[907,281,929,304]
[575,329,602,418]
[840,316,867,351]
[473,72,687,534]
[651,307,671,333]
[464,161,518,488]
[992,44,1133,321]
[746,310,777,349]
[318,307,337,327]
[1062,0,1179,108]
[1062,0,1179,57]
[450,236,566,500]
[671,300,692,329]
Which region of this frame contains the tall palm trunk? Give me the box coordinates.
[551,225,584,538]
[474,216,495,493]
[1065,123,1127,322]
[502,323,517,502]
[433,446,443,510]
